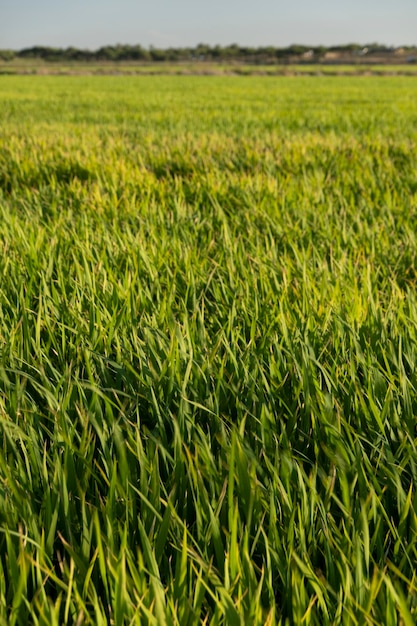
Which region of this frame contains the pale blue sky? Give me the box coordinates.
[2,0,416,50]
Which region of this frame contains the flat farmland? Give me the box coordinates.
[1,75,417,624]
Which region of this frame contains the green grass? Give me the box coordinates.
[1,75,417,624]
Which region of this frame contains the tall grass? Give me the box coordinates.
[0,75,417,623]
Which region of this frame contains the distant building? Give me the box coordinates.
[323,52,340,61]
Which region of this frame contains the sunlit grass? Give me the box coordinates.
[0,75,417,623]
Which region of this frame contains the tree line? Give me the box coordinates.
[0,43,413,64]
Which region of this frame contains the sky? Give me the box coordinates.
[2,0,417,50]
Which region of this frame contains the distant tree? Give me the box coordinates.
[194,43,210,59]
[149,46,168,62]
[221,44,240,60]
[7,42,412,65]
[96,46,118,61]
[210,45,223,59]
[0,49,15,61]
[286,45,309,56]
[131,45,150,61]
[362,43,388,53]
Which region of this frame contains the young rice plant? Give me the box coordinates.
[0,75,417,624]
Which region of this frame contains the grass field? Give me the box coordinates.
[1,75,417,624]
[2,60,417,76]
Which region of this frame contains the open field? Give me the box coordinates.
[1,75,417,624]
[2,59,417,76]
